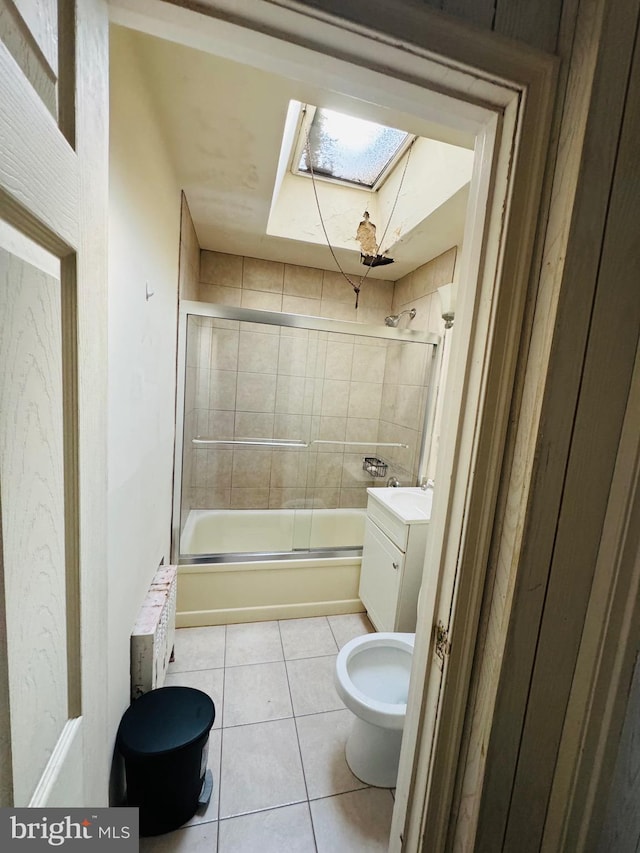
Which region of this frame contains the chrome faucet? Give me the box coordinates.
[386,476,400,487]
[419,477,435,490]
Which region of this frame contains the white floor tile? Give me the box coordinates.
[279,616,338,659]
[286,655,344,716]
[219,718,306,818]
[218,803,316,853]
[310,787,394,852]
[165,617,399,853]
[296,709,366,799]
[327,612,374,649]
[225,621,283,666]
[168,626,226,673]
[223,661,292,727]
[139,821,217,852]
[164,669,224,729]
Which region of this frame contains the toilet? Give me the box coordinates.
[334,631,415,788]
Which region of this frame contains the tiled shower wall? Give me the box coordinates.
[180,248,456,530]
[184,318,426,511]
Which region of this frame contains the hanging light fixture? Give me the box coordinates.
[438,283,457,329]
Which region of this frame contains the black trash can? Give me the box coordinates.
[117,686,215,836]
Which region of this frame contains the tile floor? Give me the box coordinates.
[139,613,396,852]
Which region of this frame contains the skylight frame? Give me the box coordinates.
[290,104,415,192]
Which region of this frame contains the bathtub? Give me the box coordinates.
[177,508,367,627]
[181,507,366,555]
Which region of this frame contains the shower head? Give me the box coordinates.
[384,308,416,327]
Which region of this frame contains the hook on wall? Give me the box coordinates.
[145,281,155,301]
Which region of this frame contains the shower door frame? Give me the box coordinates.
[171,300,440,564]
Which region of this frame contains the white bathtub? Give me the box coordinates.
[181,507,366,555]
[177,508,367,627]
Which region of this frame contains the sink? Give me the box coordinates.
[367,487,433,523]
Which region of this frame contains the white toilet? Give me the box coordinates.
[334,631,415,787]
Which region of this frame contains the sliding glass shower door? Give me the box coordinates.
[174,303,439,561]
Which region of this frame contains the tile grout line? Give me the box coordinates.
[215,623,228,851]
[278,618,319,852]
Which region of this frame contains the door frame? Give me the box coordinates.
[110,0,557,846]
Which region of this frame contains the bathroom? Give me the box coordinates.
[6,0,634,847]
[108,13,474,852]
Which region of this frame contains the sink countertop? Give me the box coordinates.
[367,486,433,524]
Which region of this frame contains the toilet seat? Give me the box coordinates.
[335,632,415,729]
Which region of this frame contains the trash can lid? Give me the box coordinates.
[117,686,215,758]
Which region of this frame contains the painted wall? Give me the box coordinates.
[107,24,181,780]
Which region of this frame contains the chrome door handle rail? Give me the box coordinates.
[192,438,409,449]
[192,437,308,448]
[311,440,409,448]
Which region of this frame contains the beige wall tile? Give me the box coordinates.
[281,294,320,316]
[284,264,323,299]
[358,278,394,310]
[320,298,358,322]
[241,289,283,311]
[234,411,274,439]
[209,369,238,410]
[354,305,389,326]
[324,341,354,380]
[348,381,383,420]
[274,412,311,439]
[393,272,412,309]
[243,257,284,293]
[202,450,233,488]
[275,374,306,414]
[179,195,200,301]
[200,250,243,287]
[238,331,280,374]
[339,487,369,508]
[199,282,242,306]
[232,449,272,488]
[305,487,338,508]
[268,488,307,509]
[322,270,357,303]
[411,259,436,299]
[352,343,386,382]
[345,417,379,444]
[206,410,235,439]
[278,336,310,377]
[317,416,347,443]
[210,328,239,371]
[312,454,344,485]
[270,452,305,488]
[321,379,350,417]
[236,372,277,412]
[190,486,231,509]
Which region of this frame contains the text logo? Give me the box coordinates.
[0,809,138,850]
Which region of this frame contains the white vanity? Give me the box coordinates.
[359,487,433,632]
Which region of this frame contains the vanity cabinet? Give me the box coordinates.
[358,488,430,632]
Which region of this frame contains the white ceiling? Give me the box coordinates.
[130,28,475,282]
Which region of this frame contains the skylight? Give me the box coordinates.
[296,107,412,189]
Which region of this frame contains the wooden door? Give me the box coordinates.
[0,0,109,806]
